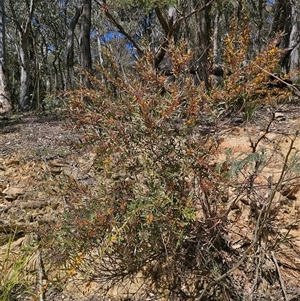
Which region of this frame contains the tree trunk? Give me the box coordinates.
[269,0,290,39]
[270,0,299,78]
[96,30,106,84]
[66,5,81,89]
[288,0,299,81]
[212,10,220,65]
[19,33,30,110]
[8,0,35,110]
[80,0,92,89]
[0,0,11,114]
[153,5,178,70]
[194,0,212,89]
[250,0,265,56]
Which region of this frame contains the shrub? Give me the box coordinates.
[41,29,296,300]
[45,41,231,299]
[208,16,291,120]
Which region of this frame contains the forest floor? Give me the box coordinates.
[1,104,300,300]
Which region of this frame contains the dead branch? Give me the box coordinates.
[271,251,288,301]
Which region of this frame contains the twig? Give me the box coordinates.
[249,112,276,153]
[197,132,298,300]
[197,187,269,300]
[271,251,288,301]
[250,245,264,298]
[37,249,45,301]
[94,0,144,56]
[172,0,215,31]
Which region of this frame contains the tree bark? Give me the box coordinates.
[153,5,178,70]
[0,0,11,114]
[66,5,81,89]
[288,0,299,81]
[194,0,212,89]
[19,32,30,110]
[80,0,92,89]
[67,6,82,69]
[212,10,220,65]
[269,0,299,78]
[269,0,290,39]
[8,0,35,110]
[250,0,265,56]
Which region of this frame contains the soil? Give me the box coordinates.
[1,105,300,300]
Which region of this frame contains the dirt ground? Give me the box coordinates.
[2,105,300,300]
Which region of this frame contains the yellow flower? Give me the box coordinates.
[146,214,154,225]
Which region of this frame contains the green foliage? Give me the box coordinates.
[228,147,267,178]
[0,231,38,300]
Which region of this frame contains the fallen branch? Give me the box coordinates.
[271,251,288,301]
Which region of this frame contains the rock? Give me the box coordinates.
[274,112,286,121]
[20,200,49,210]
[2,186,24,201]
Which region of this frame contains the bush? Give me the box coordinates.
[41,33,297,300]
[44,42,232,299]
[208,16,291,120]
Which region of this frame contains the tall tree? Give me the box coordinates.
[0,0,11,114]
[66,5,81,89]
[268,0,299,77]
[80,0,92,89]
[288,0,299,81]
[8,0,35,110]
[1,0,298,114]
[194,0,212,88]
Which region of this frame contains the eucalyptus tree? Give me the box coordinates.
[96,0,215,79]
[65,0,94,89]
[288,0,299,81]
[268,0,299,78]
[6,0,35,110]
[66,4,82,89]
[80,0,92,88]
[0,0,11,114]
[27,0,68,107]
[193,0,213,88]
[1,0,297,113]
